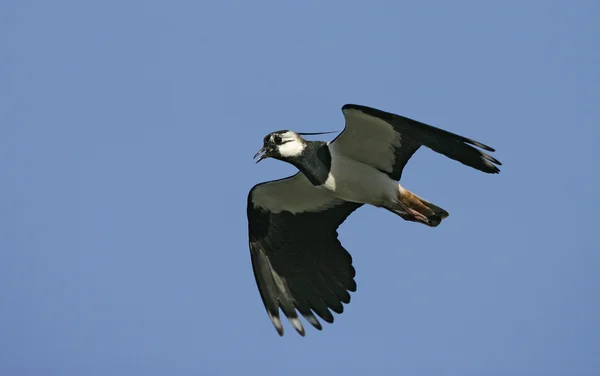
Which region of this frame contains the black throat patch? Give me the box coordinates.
[289,142,332,186]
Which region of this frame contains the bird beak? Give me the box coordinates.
[253,147,269,163]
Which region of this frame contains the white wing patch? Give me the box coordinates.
[330,108,402,173]
[251,173,339,214]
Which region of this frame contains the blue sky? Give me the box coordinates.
[1,0,599,375]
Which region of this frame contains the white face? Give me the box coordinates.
[273,131,305,158]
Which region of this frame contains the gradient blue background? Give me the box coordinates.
[2,1,599,375]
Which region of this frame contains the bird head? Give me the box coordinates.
[253,130,339,163]
[253,130,307,163]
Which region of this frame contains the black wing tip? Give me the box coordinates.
[475,159,501,174]
[268,312,306,337]
[271,295,360,336]
[273,311,323,337]
[299,309,323,331]
[480,153,502,174]
[483,154,502,166]
[348,279,357,292]
[319,311,335,324]
[466,138,496,152]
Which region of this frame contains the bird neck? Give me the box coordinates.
[287,141,331,186]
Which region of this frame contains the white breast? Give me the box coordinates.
[321,154,398,207]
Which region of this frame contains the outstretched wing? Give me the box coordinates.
[248,173,362,336]
[330,104,501,181]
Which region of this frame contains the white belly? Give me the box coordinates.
[321,154,398,206]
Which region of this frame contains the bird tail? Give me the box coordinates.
[386,188,449,227]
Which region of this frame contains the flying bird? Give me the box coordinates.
[247,104,501,336]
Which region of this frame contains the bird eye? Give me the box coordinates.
[273,135,283,145]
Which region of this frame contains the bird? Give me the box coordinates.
[247,104,501,336]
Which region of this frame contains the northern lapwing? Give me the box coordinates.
[247,104,501,336]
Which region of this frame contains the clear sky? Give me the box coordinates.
[2,1,599,375]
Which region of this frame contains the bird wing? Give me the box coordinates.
[329,104,501,180]
[248,173,362,336]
